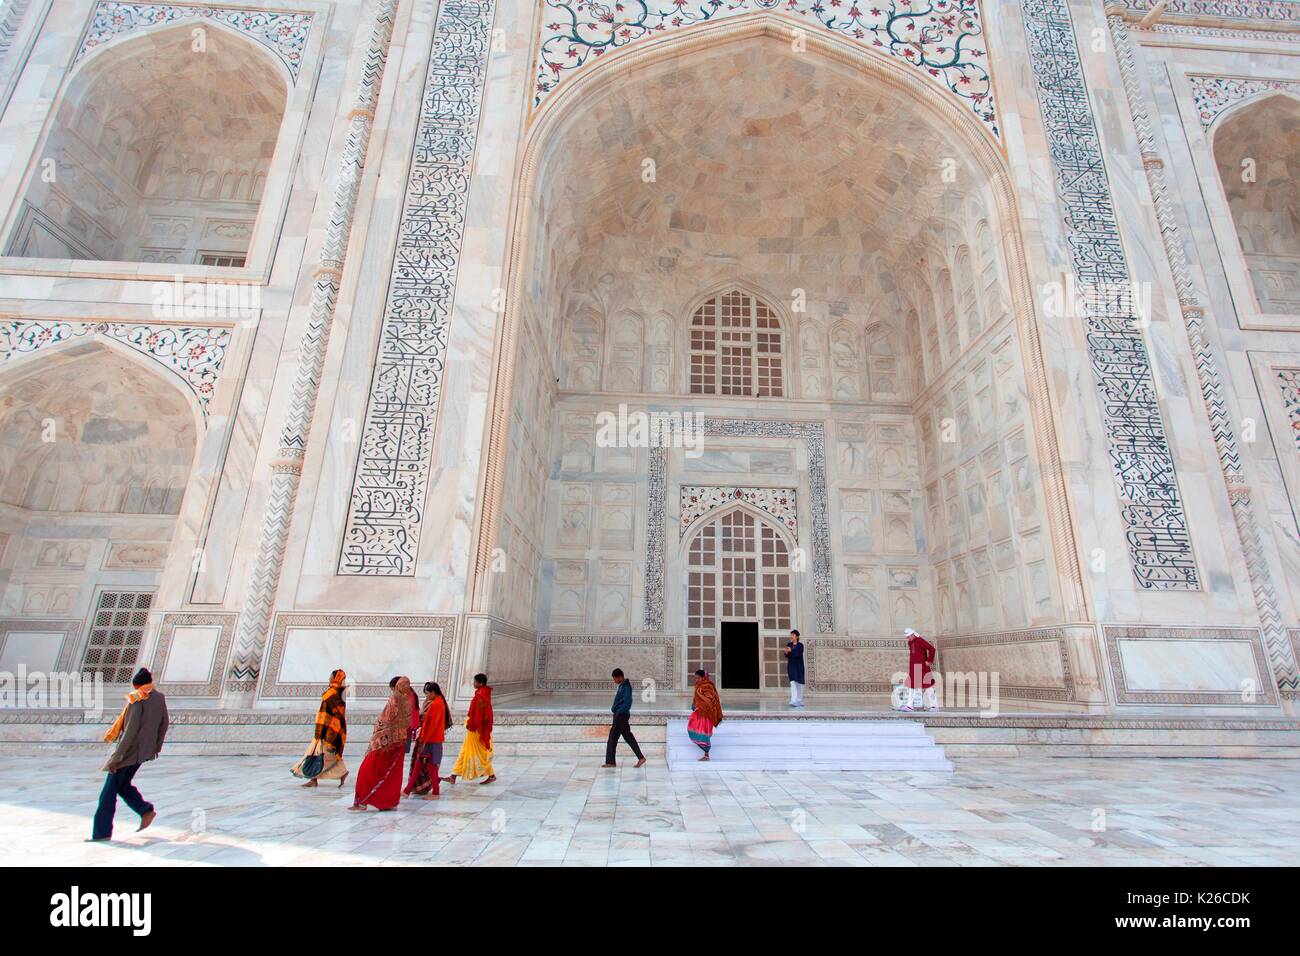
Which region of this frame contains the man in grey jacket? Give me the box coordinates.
[91,667,169,841]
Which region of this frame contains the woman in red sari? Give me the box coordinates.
[349,676,412,811]
[687,670,724,760]
[404,682,449,799]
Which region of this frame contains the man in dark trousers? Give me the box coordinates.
[91,667,169,841]
[784,628,806,707]
[601,668,647,768]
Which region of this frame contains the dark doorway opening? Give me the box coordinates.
[720,621,760,689]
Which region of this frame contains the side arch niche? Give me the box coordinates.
[6,22,288,265]
[0,342,198,683]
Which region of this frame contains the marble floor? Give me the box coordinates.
[3,752,1298,866]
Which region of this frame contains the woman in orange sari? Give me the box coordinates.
[688,669,724,761]
[349,676,412,811]
[292,668,348,787]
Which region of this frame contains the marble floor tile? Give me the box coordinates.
[5,753,1298,867]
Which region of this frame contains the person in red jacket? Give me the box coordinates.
[902,627,939,712]
[404,682,450,799]
[445,674,495,786]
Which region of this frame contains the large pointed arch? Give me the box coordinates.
[0,339,201,682]
[469,13,1088,637]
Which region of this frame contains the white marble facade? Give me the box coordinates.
[1,0,1299,714]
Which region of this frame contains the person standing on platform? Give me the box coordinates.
[601,668,647,768]
[902,627,939,711]
[445,673,496,786]
[783,629,806,707]
[687,670,724,760]
[91,667,168,841]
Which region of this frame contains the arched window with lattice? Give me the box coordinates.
[689,289,784,397]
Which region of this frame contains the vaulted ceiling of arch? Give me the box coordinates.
[61,28,286,197]
[0,349,196,513]
[529,39,1001,375]
[1215,95,1300,254]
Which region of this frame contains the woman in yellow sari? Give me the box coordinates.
[292,669,349,787]
[444,673,495,785]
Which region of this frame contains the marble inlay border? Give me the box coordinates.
[536,633,677,691]
[1022,0,1198,591]
[1151,22,1300,40]
[1275,368,1300,452]
[808,636,906,694]
[261,612,459,699]
[1189,74,1300,129]
[938,626,1076,702]
[338,0,496,577]
[679,486,797,538]
[1103,625,1278,705]
[0,618,82,673]
[1121,0,1300,22]
[531,0,1000,139]
[75,2,313,81]
[151,612,236,698]
[644,419,832,632]
[0,320,229,419]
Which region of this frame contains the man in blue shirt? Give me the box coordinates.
[601,668,647,768]
[784,629,806,707]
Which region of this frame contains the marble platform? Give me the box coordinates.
[3,752,1298,867]
[3,699,1299,759]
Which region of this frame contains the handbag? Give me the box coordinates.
[292,740,325,779]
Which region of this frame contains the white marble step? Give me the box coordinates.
[666,718,953,772]
[680,719,930,739]
[670,758,955,772]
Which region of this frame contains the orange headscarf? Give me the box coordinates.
[323,669,346,701]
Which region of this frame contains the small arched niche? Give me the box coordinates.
[1214,94,1300,316]
[0,343,198,682]
[7,24,288,265]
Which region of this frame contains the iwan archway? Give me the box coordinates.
[472,16,1089,700]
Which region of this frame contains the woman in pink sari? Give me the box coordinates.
[349,676,412,811]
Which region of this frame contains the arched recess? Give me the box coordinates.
[6,21,288,264]
[472,13,1089,638]
[1212,92,1300,317]
[683,504,794,689]
[0,342,198,682]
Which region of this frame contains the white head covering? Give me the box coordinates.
[903,627,918,637]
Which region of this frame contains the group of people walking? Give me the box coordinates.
[85,627,939,839]
[291,672,496,810]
